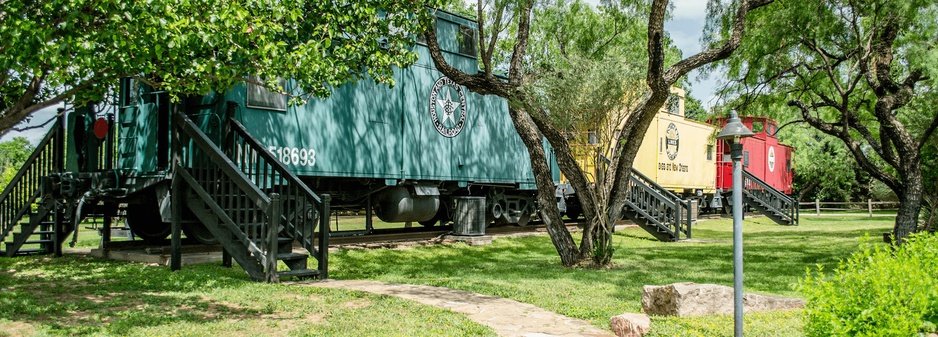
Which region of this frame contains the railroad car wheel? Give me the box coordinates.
[125,203,171,244]
[566,210,581,221]
[515,212,531,227]
[182,221,219,244]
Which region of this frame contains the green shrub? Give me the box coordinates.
[801,234,938,337]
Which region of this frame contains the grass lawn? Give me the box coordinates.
[0,256,495,336]
[1,214,892,336]
[330,214,894,336]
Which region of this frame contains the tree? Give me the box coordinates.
[784,126,867,202]
[0,137,35,191]
[423,0,773,266]
[0,0,432,135]
[719,0,938,243]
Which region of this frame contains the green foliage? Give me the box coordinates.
[681,87,708,122]
[1,0,436,132]
[781,128,866,201]
[0,137,34,191]
[524,0,681,133]
[801,234,938,337]
[714,0,938,237]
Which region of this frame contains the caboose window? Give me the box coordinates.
[751,121,764,133]
[707,145,713,161]
[246,77,287,111]
[786,158,791,172]
[458,25,477,56]
[743,151,750,167]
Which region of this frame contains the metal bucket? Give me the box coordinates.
[453,196,486,236]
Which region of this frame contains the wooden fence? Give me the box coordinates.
[798,199,899,217]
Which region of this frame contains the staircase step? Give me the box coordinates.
[276,252,309,262]
[19,223,54,232]
[2,247,44,256]
[251,237,293,244]
[8,239,55,246]
[277,268,320,279]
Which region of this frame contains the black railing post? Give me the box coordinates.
[674,200,682,240]
[686,200,695,239]
[53,110,66,257]
[267,193,281,283]
[318,194,331,279]
[106,112,115,170]
[170,169,182,271]
[170,111,183,271]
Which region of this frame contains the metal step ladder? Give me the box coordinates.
[171,111,330,282]
[740,170,799,226]
[0,117,68,257]
[622,168,693,241]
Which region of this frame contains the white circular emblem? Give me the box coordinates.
[665,123,680,161]
[768,146,776,172]
[428,76,467,138]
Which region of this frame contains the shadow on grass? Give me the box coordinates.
[330,217,892,320]
[0,255,256,335]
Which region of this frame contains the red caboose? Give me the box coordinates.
[714,116,795,194]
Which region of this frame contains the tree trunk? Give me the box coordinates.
[507,107,581,266]
[893,163,924,244]
[797,180,820,203]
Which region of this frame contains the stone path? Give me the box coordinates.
[294,279,614,337]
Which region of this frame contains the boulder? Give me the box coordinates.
[610,313,651,337]
[641,282,805,317]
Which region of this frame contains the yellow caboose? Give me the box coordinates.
[563,87,717,197]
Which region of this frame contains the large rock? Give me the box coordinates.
[641,282,805,317]
[610,313,651,337]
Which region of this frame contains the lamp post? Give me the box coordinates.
[716,110,754,337]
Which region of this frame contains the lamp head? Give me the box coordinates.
[716,110,755,141]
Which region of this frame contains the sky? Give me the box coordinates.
[662,0,722,109]
[1,0,720,145]
[1,105,61,145]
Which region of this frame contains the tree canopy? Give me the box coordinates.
[0,0,432,134]
[0,137,34,191]
[424,0,774,266]
[717,0,938,242]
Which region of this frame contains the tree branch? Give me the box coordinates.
[423,15,510,96]
[919,112,938,151]
[663,0,775,84]
[789,99,901,191]
[507,0,534,86]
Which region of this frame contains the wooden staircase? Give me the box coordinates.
[741,170,799,226]
[171,111,329,282]
[0,117,70,257]
[622,168,693,241]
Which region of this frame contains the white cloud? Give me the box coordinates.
[670,0,709,20]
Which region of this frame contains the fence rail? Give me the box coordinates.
[798,199,899,217]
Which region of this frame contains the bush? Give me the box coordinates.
[801,234,938,337]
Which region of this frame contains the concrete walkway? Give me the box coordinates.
[295,279,614,337]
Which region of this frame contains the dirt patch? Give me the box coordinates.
[276,292,324,302]
[0,320,37,337]
[342,298,374,310]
